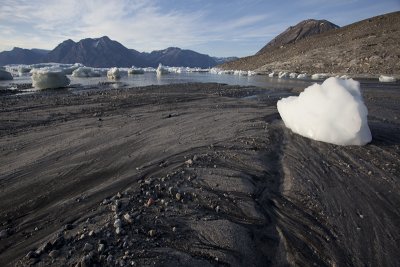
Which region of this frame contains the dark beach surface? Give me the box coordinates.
[0,82,399,266]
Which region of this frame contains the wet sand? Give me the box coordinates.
[0,82,399,266]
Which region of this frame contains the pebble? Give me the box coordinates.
[83,243,93,252]
[88,230,95,237]
[146,198,155,207]
[25,250,38,259]
[49,250,59,258]
[175,193,182,201]
[148,229,156,237]
[0,229,8,239]
[185,159,193,166]
[123,213,132,224]
[172,227,177,232]
[215,206,221,213]
[98,243,105,253]
[107,255,114,263]
[113,219,121,228]
[116,227,122,235]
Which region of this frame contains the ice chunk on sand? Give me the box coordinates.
[107,67,120,80]
[277,77,372,146]
[379,75,396,82]
[268,72,275,77]
[289,72,298,79]
[128,67,145,74]
[278,71,288,78]
[297,73,309,79]
[72,67,101,77]
[0,69,13,80]
[31,69,70,89]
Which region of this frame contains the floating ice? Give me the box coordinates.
[107,67,121,80]
[311,73,329,80]
[31,69,70,89]
[278,71,288,78]
[297,73,309,79]
[128,67,145,74]
[268,72,275,77]
[156,64,169,75]
[0,69,13,80]
[379,75,396,82]
[289,72,298,79]
[72,67,101,77]
[277,77,372,146]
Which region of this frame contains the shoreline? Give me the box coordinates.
[0,82,399,266]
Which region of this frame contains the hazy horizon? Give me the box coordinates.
[0,0,399,57]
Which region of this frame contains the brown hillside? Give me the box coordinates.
[220,11,400,76]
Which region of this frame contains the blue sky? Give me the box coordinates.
[0,0,399,57]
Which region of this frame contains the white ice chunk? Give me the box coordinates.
[311,73,329,80]
[297,73,309,79]
[0,69,13,80]
[31,69,70,89]
[278,71,288,78]
[268,72,275,77]
[107,67,121,80]
[156,64,169,75]
[289,72,298,79]
[72,67,101,77]
[128,67,145,74]
[277,77,372,146]
[379,75,396,82]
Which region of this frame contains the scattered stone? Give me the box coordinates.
[146,198,155,207]
[36,242,52,255]
[114,219,122,228]
[83,243,93,252]
[116,227,122,235]
[215,206,221,213]
[148,229,156,237]
[0,229,8,239]
[185,159,193,166]
[175,193,182,201]
[98,243,105,253]
[107,255,113,263]
[25,250,38,259]
[88,230,95,237]
[123,213,132,224]
[193,155,199,161]
[49,250,59,258]
[172,227,177,232]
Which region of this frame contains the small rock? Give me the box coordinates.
[146,198,155,207]
[116,227,122,235]
[114,219,122,228]
[148,230,156,237]
[88,230,94,237]
[0,229,8,239]
[98,243,105,253]
[193,155,198,161]
[185,159,193,166]
[49,250,59,259]
[172,227,177,232]
[83,243,93,252]
[123,213,132,224]
[25,250,38,259]
[175,193,181,201]
[215,206,220,213]
[107,255,113,263]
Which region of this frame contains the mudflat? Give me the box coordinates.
[0,82,399,266]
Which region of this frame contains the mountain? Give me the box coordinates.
[46,36,147,67]
[0,36,232,68]
[256,19,339,55]
[213,56,239,65]
[143,47,217,68]
[0,47,48,65]
[219,11,400,75]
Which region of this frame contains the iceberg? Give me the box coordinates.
[297,73,309,79]
[311,73,329,80]
[0,69,13,80]
[156,64,169,75]
[107,67,121,80]
[72,67,101,77]
[277,77,372,146]
[31,69,70,89]
[128,67,145,74]
[379,75,396,82]
[289,72,298,79]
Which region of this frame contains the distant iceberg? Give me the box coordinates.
[31,69,70,89]
[107,67,121,80]
[72,67,101,77]
[379,75,396,82]
[277,77,372,146]
[156,64,169,75]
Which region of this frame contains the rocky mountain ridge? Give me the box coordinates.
[0,37,236,68]
[220,11,400,76]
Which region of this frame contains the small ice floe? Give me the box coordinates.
[297,73,309,79]
[0,69,13,80]
[311,73,329,80]
[31,69,70,89]
[278,71,289,78]
[289,72,298,79]
[277,77,372,146]
[107,67,121,80]
[248,70,256,76]
[268,72,275,77]
[379,75,396,82]
[72,67,101,77]
[18,66,31,76]
[60,63,82,75]
[128,67,145,75]
[312,73,329,80]
[156,63,169,75]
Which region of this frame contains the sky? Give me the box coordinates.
[0,0,399,57]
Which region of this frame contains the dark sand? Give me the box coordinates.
[0,82,399,266]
